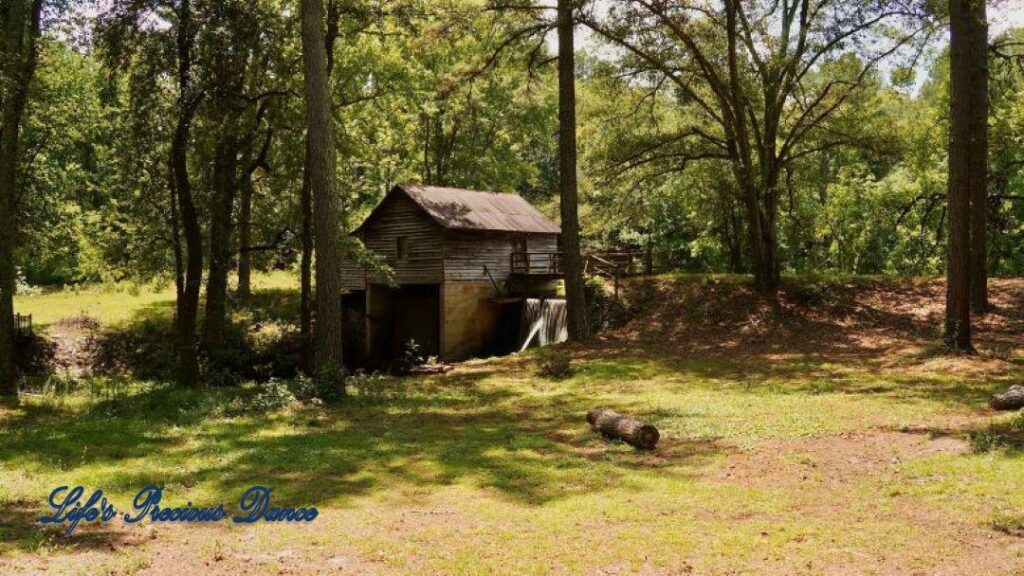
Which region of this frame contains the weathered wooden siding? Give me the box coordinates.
[341,247,367,291]
[341,194,445,288]
[442,232,558,283]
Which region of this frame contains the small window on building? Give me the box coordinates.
[512,236,527,254]
[396,236,408,261]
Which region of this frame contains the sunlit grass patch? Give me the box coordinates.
[14,270,297,328]
[15,283,177,328]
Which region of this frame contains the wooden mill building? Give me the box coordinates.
[341,184,563,364]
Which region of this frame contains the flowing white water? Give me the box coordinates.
[519,298,568,351]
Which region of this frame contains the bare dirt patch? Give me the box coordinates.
[717,429,969,489]
[717,429,1024,575]
[613,277,1024,377]
[48,315,102,376]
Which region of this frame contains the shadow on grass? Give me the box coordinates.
[87,288,306,382]
[612,275,1024,406]
[0,364,724,554]
[0,499,137,555]
[573,343,1017,409]
[7,276,1020,556]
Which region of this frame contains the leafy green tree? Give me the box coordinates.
[0,0,45,396]
[581,0,936,292]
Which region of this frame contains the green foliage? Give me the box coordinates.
[313,362,348,403]
[970,412,1024,453]
[15,332,55,378]
[988,29,1024,276]
[534,347,573,379]
[396,339,428,373]
[91,314,179,382]
[584,276,630,333]
[88,295,303,385]
[13,0,559,290]
[15,1,1024,289]
[345,372,406,404]
[577,21,1024,279]
[20,41,125,284]
[220,380,298,417]
[289,370,346,405]
[287,373,320,402]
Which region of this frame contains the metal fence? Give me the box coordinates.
[15,313,32,335]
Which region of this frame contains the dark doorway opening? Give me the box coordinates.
[342,290,367,370]
[367,283,440,366]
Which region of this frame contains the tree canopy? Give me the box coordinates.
[2,0,1023,383]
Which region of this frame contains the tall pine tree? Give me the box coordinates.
[945,0,988,350]
[300,0,345,382]
[558,0,589,342]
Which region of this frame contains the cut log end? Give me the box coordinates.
[587,407,660,450]
[990,385,1024,411]
[634,424,660,450]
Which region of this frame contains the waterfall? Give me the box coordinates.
[519,298,568,351]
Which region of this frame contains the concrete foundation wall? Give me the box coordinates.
[441,282,500,361]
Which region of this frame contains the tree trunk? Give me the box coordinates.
[761,208,780,290]
[173,0,203,386]
[723,198,743,274]
[587,407,660,450]
[965,0,989,314]
[299,151,314,374]
[203,134,239,355]
[742,188,780,293]
[0,110,18,396]
[557,0,590,342]
[237,173,253,302]
[644,240,654,276]
[0,118,20,397]
[945,0,980,352]
[299,0,339,375]
[173,114,203,385]
[728,235,743,274]
[237,128,270,303]
[169,159,185,308]
[301,0,345,380]
[0,0,43,397]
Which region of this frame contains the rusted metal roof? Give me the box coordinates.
[359,184,560,235]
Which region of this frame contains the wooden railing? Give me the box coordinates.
[584,251,647,298]
[584,252,641,278]
[510,252,563,275]
[509,251,645,278]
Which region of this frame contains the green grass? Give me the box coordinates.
[3,276,1024,574]
[971,412,1024,452]
[15,270,296,328]
[992,511,1024,537]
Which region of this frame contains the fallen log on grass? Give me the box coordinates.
[587,407,660,450]
[991,385,1024,411]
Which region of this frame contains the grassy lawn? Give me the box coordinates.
[2,275,1023,574]
[13,271,297,329]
